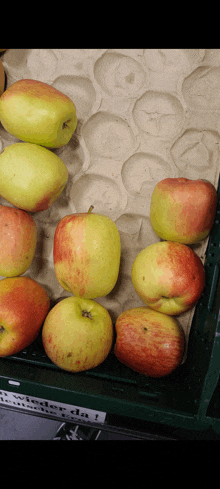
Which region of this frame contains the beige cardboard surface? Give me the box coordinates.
[0,49,219,351]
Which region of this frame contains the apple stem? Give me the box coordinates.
[88,205,94,214]
[62,119,71,130]
[0,325,5,333]
[82,311,92,319]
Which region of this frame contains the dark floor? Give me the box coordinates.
[0,407,145,440]
[1,406,219,440]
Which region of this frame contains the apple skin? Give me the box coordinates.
[0,79,77,148]
[53,210,121,299]
[131,241,205,315]
[0,276,50,357]
[0,205,37,277]
[114,307,185,377]
[0,59,5,96]
[42,296,114,372]
[150,177,217,244]
[0,142,68,212]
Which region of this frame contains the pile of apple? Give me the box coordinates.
[115,177,217,377]
[0,77,120,373]
[0,73,218,379]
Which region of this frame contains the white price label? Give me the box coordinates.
[0,389,106,423]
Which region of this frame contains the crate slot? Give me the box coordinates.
[138,390,160,399]
[111,386,124,393]
[207,264,220,312]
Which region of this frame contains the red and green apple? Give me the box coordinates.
[150,177,217,244]
[0,276,50,357]
[131,241,205,315]
[114,306,185,377]
[0,78,77,148]
[42,296,114,372]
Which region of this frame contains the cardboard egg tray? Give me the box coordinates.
[1,49,220,352]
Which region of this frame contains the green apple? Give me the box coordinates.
[114,307,185,377]
[0,142,68,212]
[0,205,37,277]
[150,177,217,244]
[0,79,77,148]
[42,296,114,372]
[131,241,205,315]
[0,276,50,357]
[53,207,121,299]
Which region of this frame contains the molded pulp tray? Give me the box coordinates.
[1,175,220,434]
[1,49,220,434]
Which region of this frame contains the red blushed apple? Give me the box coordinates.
[150,177,217,244]
[0,276,50,356]
[114,307,185,377]
[131,241,205,315]
[0,205,37,277]
[53,208,121,299]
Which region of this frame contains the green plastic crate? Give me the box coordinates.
[1,176,220,434]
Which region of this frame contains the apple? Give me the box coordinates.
[0,276,50,357]
[131,241,205,315]
[53,207,121,299]
[0,205,37,277]
[0,142,68,212]
[114,307,185,377]
[0,78,77,148]
[150,177,217,244]
[0,59,5,96]
[42,296,114,372]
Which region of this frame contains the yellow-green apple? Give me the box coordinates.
[114,307,185,377]
[150,177,217,244]
[0,276,50,356]
[42,296,114,372]
[0,142,68,212]
[53,207,121,299]
[0,59,5,96]
[0,79,77,148]
[131,241,205,315]
[0,205,37,277]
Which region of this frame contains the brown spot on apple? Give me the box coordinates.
[67,352,72,358]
